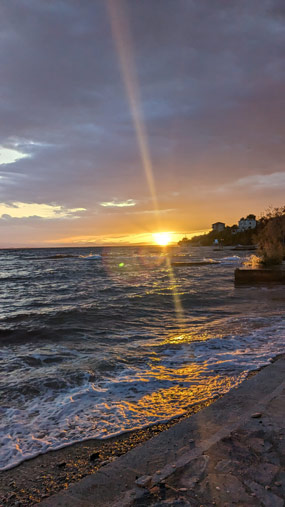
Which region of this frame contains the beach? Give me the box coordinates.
[1,246,285,505]
[0,399,214,505]
[39,354,285,506]
[1,357,284,505]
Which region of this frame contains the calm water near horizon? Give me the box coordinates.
[0,245,284,471]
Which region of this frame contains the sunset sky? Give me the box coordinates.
[0,0,284,247]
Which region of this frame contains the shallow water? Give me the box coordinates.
[0,246,284,470]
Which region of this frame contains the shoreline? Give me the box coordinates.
[0,399,215,506]
[42,353,285,507]
[1,356,282,506]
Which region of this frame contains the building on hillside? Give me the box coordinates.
[212,222,225,232]
[238,214,257,231]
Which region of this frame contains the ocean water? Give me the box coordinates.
[0,246,284,471]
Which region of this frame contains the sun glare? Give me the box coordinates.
[152,232,172,246]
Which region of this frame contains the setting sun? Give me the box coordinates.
[152,232,172,246]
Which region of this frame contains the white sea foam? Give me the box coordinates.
[79,254,102,260]
[220,255,242,263]
[1,245,284,471]
[1,316,285,471]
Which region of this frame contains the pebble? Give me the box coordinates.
[89,452,100,461]
[274,482,281,487]
[179,487,188,492]
[135,475,152,488]
[215,486,220,491]
[57,461,66,468]
[251,412,262,419]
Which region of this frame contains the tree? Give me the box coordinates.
[256,206,285,266]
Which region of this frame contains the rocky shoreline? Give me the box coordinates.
[0,399,214,506]
[41,354,285,507]
[0,356,283,506]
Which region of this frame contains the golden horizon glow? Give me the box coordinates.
[42,229,210,247]
[152,232,172,246]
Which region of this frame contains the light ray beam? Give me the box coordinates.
[106,0,184,327]
[106,0,159,220]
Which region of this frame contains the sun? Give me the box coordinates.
[152,232,172,246]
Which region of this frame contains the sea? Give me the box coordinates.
[0,246,284,471]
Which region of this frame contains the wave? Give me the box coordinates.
[79,254,102,260]
[2,315,284,472]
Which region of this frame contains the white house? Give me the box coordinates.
[238,214,257,231]
[212,222,226,232]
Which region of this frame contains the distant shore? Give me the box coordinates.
[1,357,280,507]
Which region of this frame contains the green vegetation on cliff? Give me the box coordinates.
[179,226,257,247]
[257,206,285,266]
[179,206,285,266]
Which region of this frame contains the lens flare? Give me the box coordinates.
[106,1,184,329]
[106,0,159,221]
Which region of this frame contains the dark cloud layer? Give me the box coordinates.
[0,0,284,245]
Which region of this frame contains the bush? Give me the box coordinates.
[257,207,285,266]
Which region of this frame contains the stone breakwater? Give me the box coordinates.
[235,266,285,284]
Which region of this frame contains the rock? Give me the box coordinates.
[247,462,279,485]
[251,412,262,418]
[89,451,100,461]
[179,455,209,489]
[265,451,280,466]
[135,475,152,488]
[247,437,266,453]
[57,461,66,468]
[200,474,252,504]
[100,460,110,467]
[215,459,233,473]
[245,480,283,507]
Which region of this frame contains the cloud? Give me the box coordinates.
[0,202,86,220]
[0,0,284,243]
[99,199,136,208]
[235,172,285,189]
[0,146,31,165]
